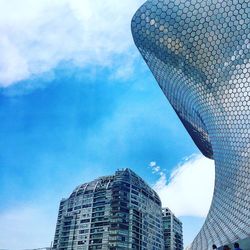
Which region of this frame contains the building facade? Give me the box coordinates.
[53,169,164,250]
[131,0,250,249]
[162,208,183,250]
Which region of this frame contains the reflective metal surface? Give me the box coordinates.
[132,0,250,248]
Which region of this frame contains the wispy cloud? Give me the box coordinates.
[149,161,163,174]
[152,154,215,217]
[0,0,144,87]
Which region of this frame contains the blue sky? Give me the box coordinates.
[0,0,214,249]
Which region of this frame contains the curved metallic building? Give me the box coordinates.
[131,0,250,249]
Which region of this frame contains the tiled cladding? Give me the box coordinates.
[131,0,250,249]
[53,169,164,250]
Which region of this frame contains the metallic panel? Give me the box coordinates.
[131,0,250,248]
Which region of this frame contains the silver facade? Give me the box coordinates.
[53,169,164,250]
[131,0,250,249]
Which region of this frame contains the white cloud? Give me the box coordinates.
[0,0,144,87]
[0,204,57,249]
[149,161,162,174]
[149,161,156,167]
[153,154,215,217]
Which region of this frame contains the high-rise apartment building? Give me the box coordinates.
[53,168,164,250]
[162,208,183,250]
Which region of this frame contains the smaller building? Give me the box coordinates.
[27,248,52,250]
[162,208,183,250]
